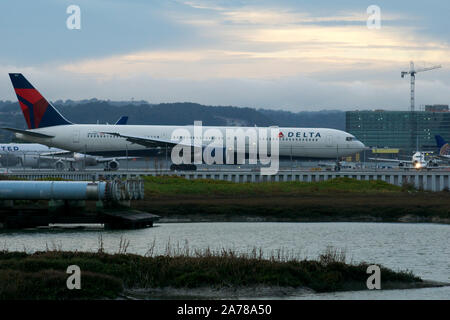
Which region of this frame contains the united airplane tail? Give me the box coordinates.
[115,116,128,125]
[435,135,450,156]
[8,73,72,129]
[435,135,446,148]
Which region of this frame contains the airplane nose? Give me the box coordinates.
[355,141,366,152]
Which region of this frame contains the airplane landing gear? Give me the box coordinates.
[170,164,197,171]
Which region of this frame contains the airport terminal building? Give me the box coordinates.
[346,105,450,156]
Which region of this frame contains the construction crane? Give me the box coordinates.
[401,61,441,112]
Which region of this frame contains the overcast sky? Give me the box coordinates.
[0,0,449,111]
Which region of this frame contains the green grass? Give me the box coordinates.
[0,176,21,181]
[0,245,421,299]
[136,176,450,222]
[144,176,403,198]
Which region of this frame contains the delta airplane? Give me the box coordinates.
[3,73,365,168]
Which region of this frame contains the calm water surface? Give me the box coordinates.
[0,222,448,299]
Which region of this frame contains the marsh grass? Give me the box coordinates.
[144,176,404,198]
[0,238,421,299]
[135,176,450,221]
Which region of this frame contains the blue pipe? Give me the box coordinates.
[0,181,107,200]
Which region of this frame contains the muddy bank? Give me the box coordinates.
[123,280,449,299]
[156,214,450,224]
[132,193,450,224]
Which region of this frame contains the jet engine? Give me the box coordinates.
[428,159,439,167]
[21,155,42,168]
[55,160,65,171]
[0,154,20,166]
[104,160,119,171]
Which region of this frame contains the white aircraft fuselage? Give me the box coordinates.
[0,143,61,168]
[15,124,365,159]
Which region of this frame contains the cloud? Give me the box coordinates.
[169,5,449,73]
[181,0,225,11]
[2,63,449,112]
[1,1,449,111]
[58,18,450,80]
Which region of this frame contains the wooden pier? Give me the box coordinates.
[0,206,159,230]
[99,210,159,229]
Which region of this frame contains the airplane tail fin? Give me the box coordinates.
[8,73,72,129]
[435,135,447,149]
[115,116,128,125]
[435,135,450,156]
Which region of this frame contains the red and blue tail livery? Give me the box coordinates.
[9,73,71,129]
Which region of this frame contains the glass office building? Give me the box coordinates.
[346,109,450,155]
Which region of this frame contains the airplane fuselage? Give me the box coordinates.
[0,143,61,168]
[15,124,365,159]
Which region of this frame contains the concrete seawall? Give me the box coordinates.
[5,168,450,192]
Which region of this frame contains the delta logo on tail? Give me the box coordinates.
[8,73,71,129]
[435,135,450,156]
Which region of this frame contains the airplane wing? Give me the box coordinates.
[368,157,412,164]
[102,132,203,149]
[423,164,450,170]
[37,155,76,162]
[37,154,133,163]
[94,156,135,162]
[434,155,450,162]
[41,150,74,157]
